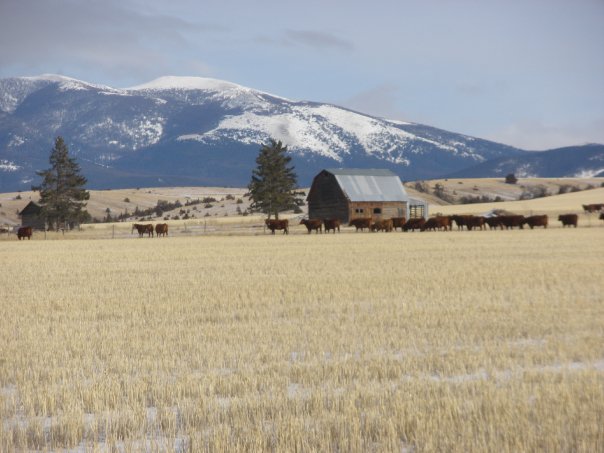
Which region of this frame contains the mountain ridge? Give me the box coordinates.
[0,74,600,191]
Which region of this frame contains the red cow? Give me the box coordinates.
[391,217,406,232]
[155,223,169,237]
[349,218,372,232]
[558,214,578,228]
[265,219,289,234]
[403,218,426,232]
[371,219,394,232]
[17,226,32,240]
[582,204,604,213]
[421,217,450,232]
[132,223,154,237]
[323,219,341,233]
[499,215,526,230]
[299,219,322,234]
[465,216,486,231]
[485,216,504,230]
[524,215,548,229]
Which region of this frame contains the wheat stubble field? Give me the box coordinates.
[1,228,603,452]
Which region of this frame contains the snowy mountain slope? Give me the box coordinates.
[0,74,591,191]
[446,144,604,178]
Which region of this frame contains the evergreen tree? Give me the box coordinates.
[32,136,90,229]
[247,139,303,219]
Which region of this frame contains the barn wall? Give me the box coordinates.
[308,172,350,222]
[349,202,407,221]
[21,214,45,230]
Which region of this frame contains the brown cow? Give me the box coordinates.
[421,216,450,232]
[582,204,604,213]
[451,214,480,230]
[132,223,154,237]
[485,216,504,230]
[465,216,486,231]
[323,218,341,233]
[558,214,578,228]
[391,217,406,232]
[403,218,426,232]
[265,218,289,234]
[17,226,32,240]
[349,218,372,232]
[499,215,526,230]
[155,223,169,237]
[524,215,548,229]
[299,218,322,234]
[371,219,394,232]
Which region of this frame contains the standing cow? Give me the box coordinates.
[265,219,289,234]
[349,218,372,232]
[299,219,322,234]
[558,214,578,228]
[524,215,548,229]
[17,226,33,240]
[155,223,169,237]
[323,219,341,233]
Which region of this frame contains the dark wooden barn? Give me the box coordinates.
[18,201,45,230]
[307,168,428,223]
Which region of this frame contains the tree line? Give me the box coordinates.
[31,136,304,228]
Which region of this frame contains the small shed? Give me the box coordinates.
[19,201,45,230]
[307,168,428,223]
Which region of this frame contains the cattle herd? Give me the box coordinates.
[298,210,602,234]
[5,205,604,240]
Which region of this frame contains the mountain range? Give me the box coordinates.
[0,74,602,191]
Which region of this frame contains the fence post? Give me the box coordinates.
[112,224,115,239]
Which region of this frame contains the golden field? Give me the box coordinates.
[1,226,603,451]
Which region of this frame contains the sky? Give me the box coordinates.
[1,0,603,150]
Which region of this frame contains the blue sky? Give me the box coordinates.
[1,0,603,150]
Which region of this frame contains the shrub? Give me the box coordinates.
[123,197,130,203]
[202,197,217,204]
[414,181,430,193]
[236,198,244,204]
[505,173,518,184]
[204,204,213,209]
[226,194,235,200]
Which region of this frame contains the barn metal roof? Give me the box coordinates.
[326,168,409,202]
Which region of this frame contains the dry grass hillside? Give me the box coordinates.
[0,187,255,227]
[404,177,604,205]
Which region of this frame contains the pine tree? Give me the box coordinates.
[247,139,303,219]
[32,136,90,229]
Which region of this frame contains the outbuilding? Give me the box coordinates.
[307,168,428,223]
[18,201,45,230]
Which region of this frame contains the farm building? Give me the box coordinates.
[307,168,428,223]
[18,201,46,230]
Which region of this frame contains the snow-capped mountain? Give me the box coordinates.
[0,74,593,191]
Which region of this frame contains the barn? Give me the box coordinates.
[307,168,428,223]
[18,201,45,230]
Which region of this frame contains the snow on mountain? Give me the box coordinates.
[7,73,598,191]
[128,76,248,92]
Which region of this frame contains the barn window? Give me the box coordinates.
[355,208,364,214]
[373,208,382,214]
